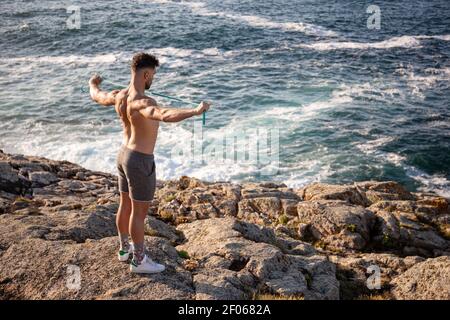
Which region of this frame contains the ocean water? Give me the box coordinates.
[1,0,449,197]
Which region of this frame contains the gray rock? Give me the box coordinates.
[237,197,284,225]
[299,183,369,206]
[390,256,450,300]
[232,219,278,245]
[0,200,9,214]
[57,179,86,192]
[0,210,117,247]
[0,237,194,299]
[154,179,240,224]
[330,253,425,300]
[29,171,58,186]
[372,209,449,256]
[297,223,311,240]
[44,211,117,243]
[275,237,317,256]
[75,172,86,180]
[241,183,299,200]
[194,269,250,300]
[281,199,300,216]
[177,217,339,300]
[0,161,29,194]
[145,216,184,245]
[297,200,375,252]
[354,181,414,205]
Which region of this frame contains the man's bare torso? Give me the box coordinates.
[115,89,159,155]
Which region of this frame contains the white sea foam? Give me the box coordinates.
[138,0,174,3]
[283,159,334,189]
[298,35,450,51]
[404,165,450,199]
[355,136,395,153]
[355,136,407,166]
[0,54,120,79]
[0,47,223,66]
[262,82,385,124]
[143,0,338,37]
[0,54,118,65]
[201,47,221,56]
[0,47,224,75]
[353,136,450,198]
[144,47,224,62]
[151,47,195,58]
[2,122,123,174]
[417,34,450,41]
[395,64,450,99]
[228,14,339,37]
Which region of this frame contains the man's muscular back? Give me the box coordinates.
[114,89,131,147]
[125,92,160,155]
[89,74,211,155]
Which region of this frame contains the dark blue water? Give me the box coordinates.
[0,0,449,197]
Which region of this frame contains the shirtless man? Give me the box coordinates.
[89,52,211,273]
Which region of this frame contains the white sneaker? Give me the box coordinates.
[130,255,165,274]
[117,243,134,262]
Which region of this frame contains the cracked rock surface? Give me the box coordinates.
[0,150,449,300]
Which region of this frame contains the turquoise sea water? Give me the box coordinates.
[0,0,449,197]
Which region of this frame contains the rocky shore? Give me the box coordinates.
[0,150,449,300]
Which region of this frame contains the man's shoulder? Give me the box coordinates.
[143,95,158,106]
[129,95,158,107]
[113,89,127,103]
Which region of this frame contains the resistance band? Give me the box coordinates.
[85,77,206,125]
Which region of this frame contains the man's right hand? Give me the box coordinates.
[89,74,102,86]
[195,101,211,115]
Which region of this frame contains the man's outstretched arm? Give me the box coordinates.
[135,98,211,123]
[89,74,120,106]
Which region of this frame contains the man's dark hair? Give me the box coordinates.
[131,52,160,72]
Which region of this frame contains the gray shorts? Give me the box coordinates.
[117,146,156,202]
